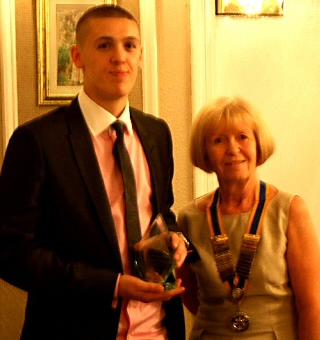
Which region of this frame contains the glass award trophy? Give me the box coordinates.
[133,214,176,290]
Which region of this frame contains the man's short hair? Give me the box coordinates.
[76,5,139,45]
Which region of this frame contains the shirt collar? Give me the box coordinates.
[78,88,133,136]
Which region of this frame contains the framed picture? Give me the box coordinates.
[37,0,117,105]
[216,0,285,16]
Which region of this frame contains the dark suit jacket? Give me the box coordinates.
[0,98,185,340]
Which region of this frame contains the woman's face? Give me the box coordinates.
[205,119,258,184]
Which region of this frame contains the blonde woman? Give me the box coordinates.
[177,96,320,339]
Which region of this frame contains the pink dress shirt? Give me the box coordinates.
[78,89,167,340]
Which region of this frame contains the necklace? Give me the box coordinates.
[208,181,270,332]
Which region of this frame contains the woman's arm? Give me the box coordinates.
[287,195,320,339]
[175,261,199,315]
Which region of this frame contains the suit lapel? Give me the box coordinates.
[64,102,163,263]
[65,99,122,263]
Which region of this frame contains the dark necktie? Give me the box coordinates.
[112,121,142,276]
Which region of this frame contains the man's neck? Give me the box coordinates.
[83,89,128,117]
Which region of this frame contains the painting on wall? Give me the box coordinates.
[37,0,117,105]
[216,0,285,16]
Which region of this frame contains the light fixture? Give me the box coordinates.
[216,0,285,16]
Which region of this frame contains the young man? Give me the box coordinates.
[0,5,186,339]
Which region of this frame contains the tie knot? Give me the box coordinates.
[112,120,125,139]
[112,121,125,138]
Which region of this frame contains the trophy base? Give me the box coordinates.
[163,282,176,291]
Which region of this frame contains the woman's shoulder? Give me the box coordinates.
[264,183,297,217]
[266,182,295,202]
[177,193,213,237]
[195,191,215,212]
[178,191,215,216]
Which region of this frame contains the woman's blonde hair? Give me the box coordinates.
[190,96,275,173]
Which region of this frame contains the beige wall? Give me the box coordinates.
[0,281,26,339]
[0,51,3,163]
[156,1,193,213]
[16,1,58,125]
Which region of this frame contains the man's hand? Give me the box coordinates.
[133,231,188,268]
[118,275,184,302]
[170,232,188,268]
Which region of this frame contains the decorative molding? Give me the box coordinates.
[139,0,159,116]
[0,0,18,151]
[190,0,218,198]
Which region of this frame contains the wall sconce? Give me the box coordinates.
[216,0,285,16]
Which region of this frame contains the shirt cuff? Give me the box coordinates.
[111,273,121,309]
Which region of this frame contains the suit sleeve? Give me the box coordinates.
[153,119,178,232]
[0,126,118,304]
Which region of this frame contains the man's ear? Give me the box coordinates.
[71,44,83,68]
[138,46,143,70]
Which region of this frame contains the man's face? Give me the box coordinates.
[72,17,142,107]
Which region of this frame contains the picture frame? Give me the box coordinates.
[37,0,117,106]
[216,0,285,16]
